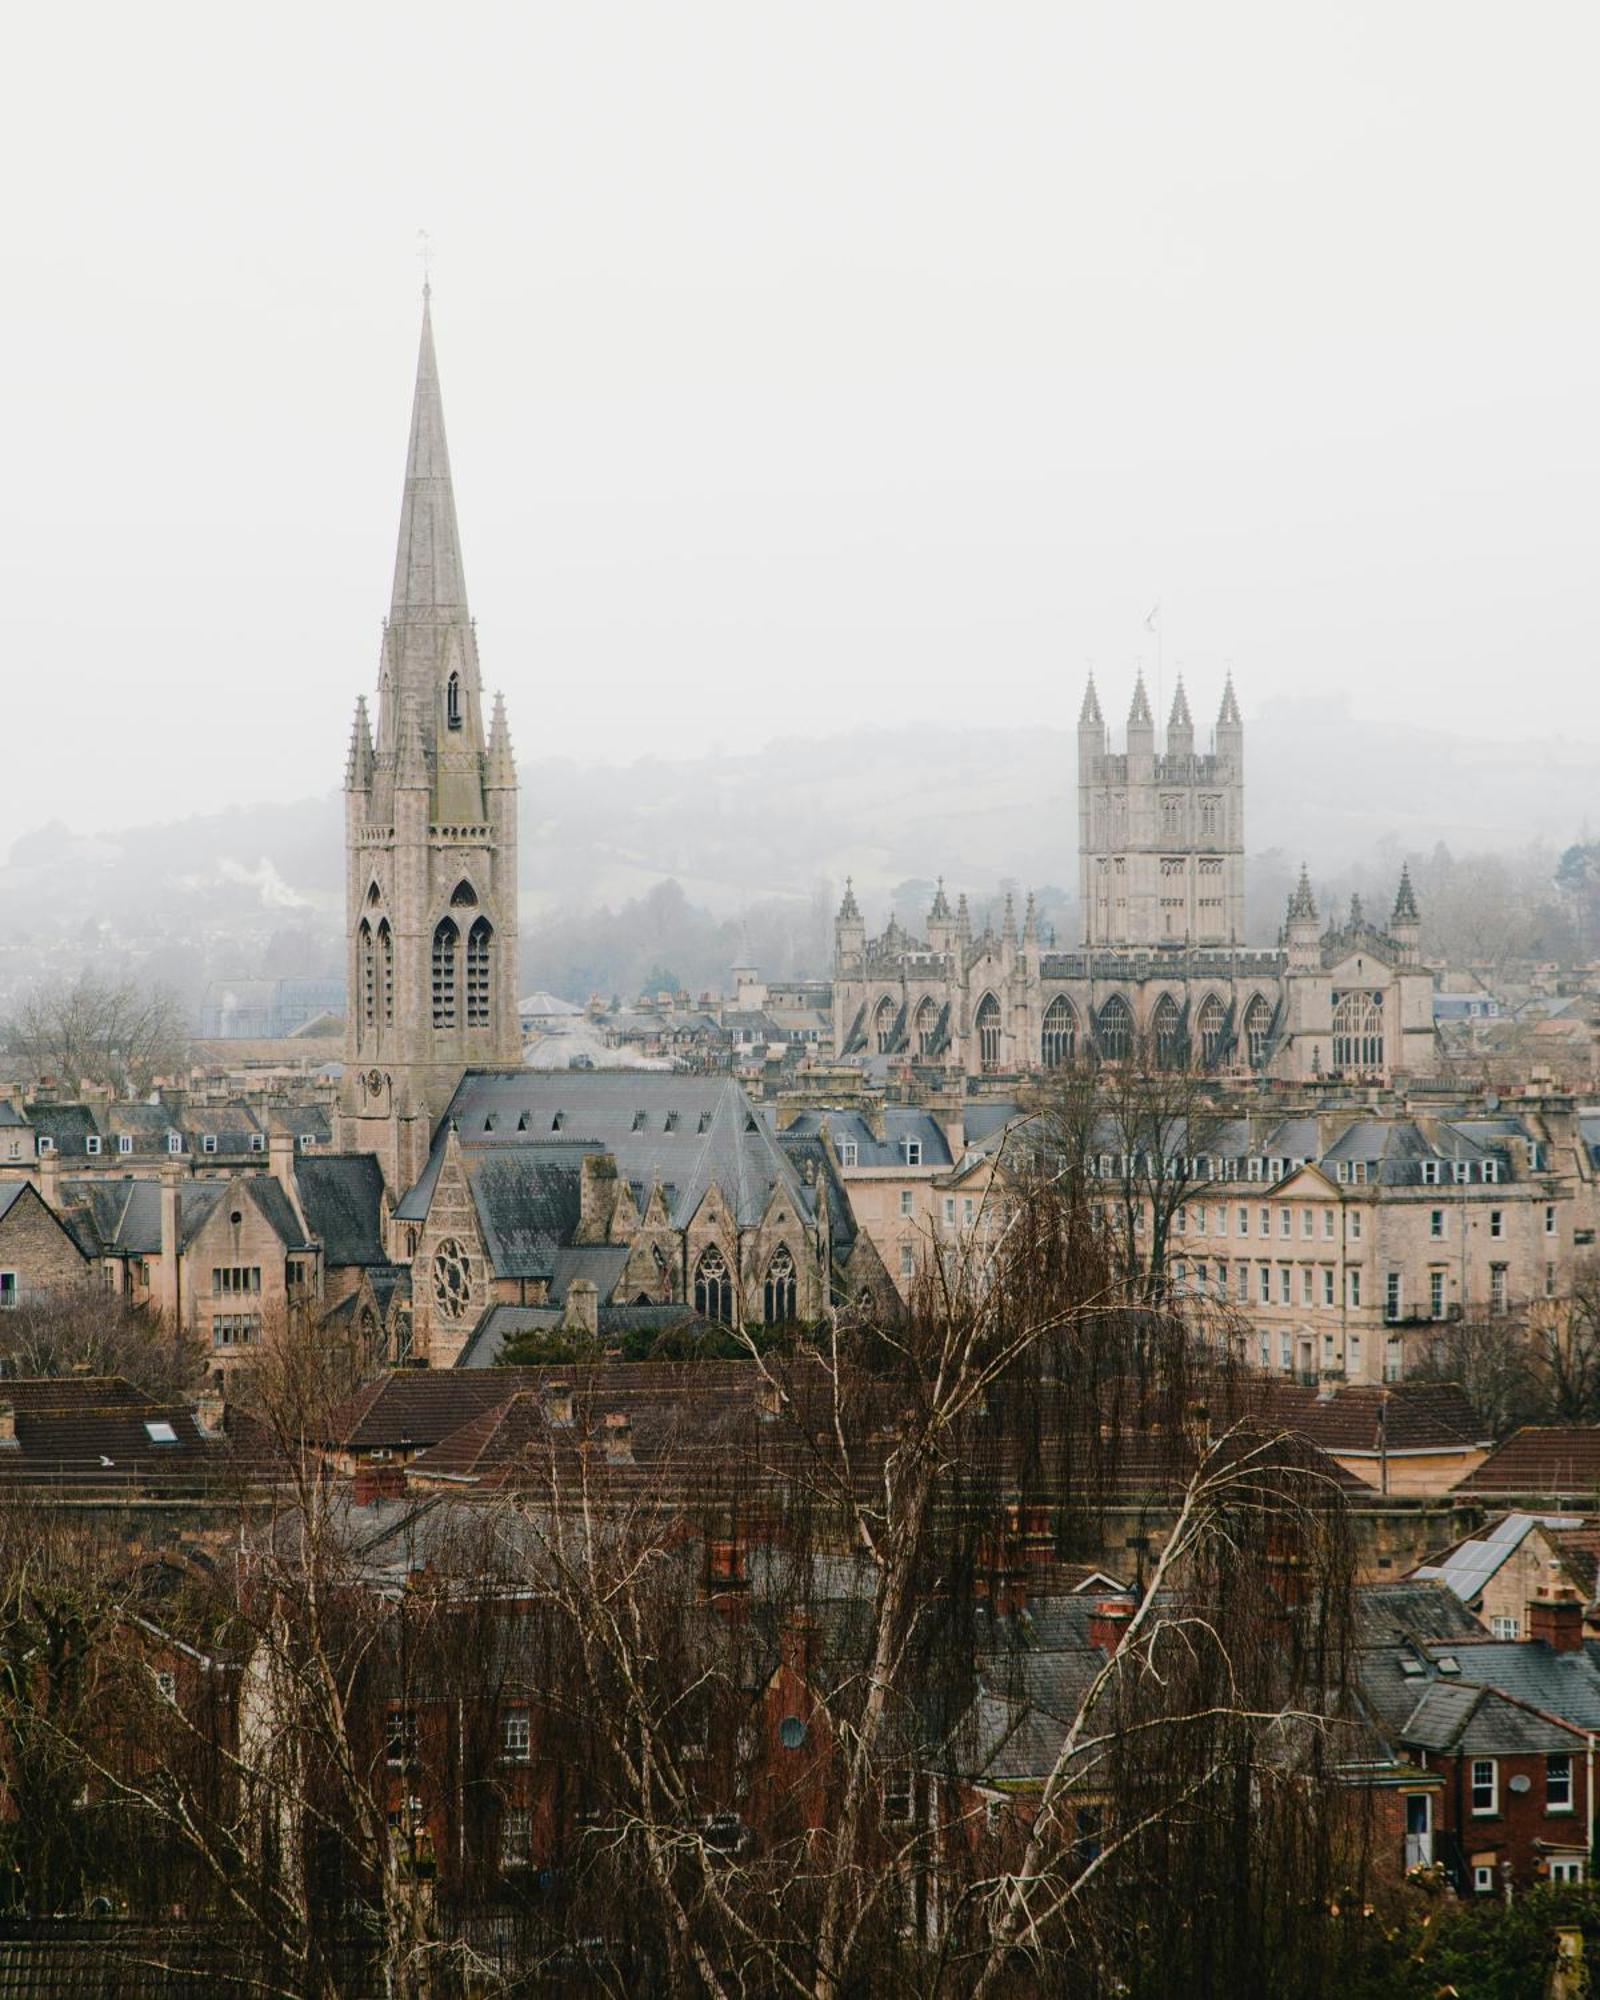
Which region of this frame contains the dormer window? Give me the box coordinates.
[1452,1160,1470,1185]
[119,1135,132,1156]
[203,1135,218,1155]
[838,1140,858,1168]
[249,1134,265,1154]
[299,1134,317,1150]
[37,1136,53,1155]
[85,1135,101,1156]
[167,1133,182,1155]
[1482,1159,1498,1183]
[903,1139,922,1167]
[446,670,462,730]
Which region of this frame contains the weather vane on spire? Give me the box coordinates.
[417,228,433,298]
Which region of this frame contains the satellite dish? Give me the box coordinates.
[1509,1773,1532,1794]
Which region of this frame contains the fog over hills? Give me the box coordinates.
[1,697,1591,1010]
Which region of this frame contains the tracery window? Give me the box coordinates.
[358,921,376,1032]
[1041,996,1077,1070]
[1196,994,1226,1068]
[976,993,1002,1072]
[432,919,459,1028]
[467,918,493,1028]
[1096,994,1132,1063]
[432,1238,471,1320]
[1161,796,1183,840]
[1332,990,1384,1073]
[914,997,940,1057]
[446,670,462,731]
[378,921,394,1026]
[1243,995,1271,1069]
[694,1245,734,1324]
[1152,993,1183,1070]
[874,997,897,1055]
[763,1245,797,1325]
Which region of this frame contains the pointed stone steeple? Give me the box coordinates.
[838,877,861,923]
[1002,892,1018,947]
[1022,891,1038,946]
[955,892,972,947]
[390,287,468,623]
[346,695,374,790]
[1166,675,1194,757]
[1217,673,1241,726]
[1079,676,1103,727]
[928,877,951,923]
[1392,866,1420,928]
[1128,674,1153,727]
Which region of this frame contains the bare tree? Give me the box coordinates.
[0,1288,205,1399]
[5,970,188,1094]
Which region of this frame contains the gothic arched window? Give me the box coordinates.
[432,918,459,1028]
[873,997,897,1054]
[1041,996,1077,1070]
[358,921,376,1032]
[1332,990,1384,1073]
[378,921,394,1026]
[1243,994,1272,1070]
[449,879,478,908]
[1197,993,1226,1069]
[694,1245,733,1324]
[914,997,939,1058]
[1152,993,1183,1071]
[446,671,462,731]
[1096,994,1132,1063]
[763,1245,797,1325]
[976,993,1002,1072]
[467,918,493,1028]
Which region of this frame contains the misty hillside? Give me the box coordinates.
[0,699,1592,1008]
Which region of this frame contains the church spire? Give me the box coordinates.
[1079,675,1103,727]
[486,690,515,789]
[390,289,468,623]
[1286,864,1317,925]
[1167,676,1192,730]
[1128,673,1153,727]
[1217,672,1241,727]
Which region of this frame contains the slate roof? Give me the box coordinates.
[767,1107,954,1170]
[1354,1579,1488,1648]
[453,1299,706,1366]
[398,1072,815,1236]
[293,1153,388,1266]
[1455,1428,1600,1501]
[57,1174,312,1257]
[24,1104,100,1152]
[462,1150,589,1278]
[1400,1681,1586,1756]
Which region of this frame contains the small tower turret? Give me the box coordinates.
[834,878,865,974]
[1166,676,1194,761]
[927,878,954,956]
[1078,674,1106,778]
[1391,866,1422,966]
[1126,673,1155,776]
[1216,672,1243,771]
[1285,864,1320,970]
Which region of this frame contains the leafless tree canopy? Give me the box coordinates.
[0,1158,1372,1997]
[4,970,189,1094]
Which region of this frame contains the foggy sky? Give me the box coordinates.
[4,1,1597,855]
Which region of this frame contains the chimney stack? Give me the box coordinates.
[1530,1586,1585,1655]
[1087,1596,1135,1654]
[195,1389,225,1438]
[0,1402,16,1446]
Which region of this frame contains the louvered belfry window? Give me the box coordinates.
[432,918,459,1027]
[467,918,493,1027]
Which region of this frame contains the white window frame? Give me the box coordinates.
[0,1272,17,1311]
[202,1134,218,1155]
[1470,1758,1498,1816]
[1490,1615,1519,1640]
[249,1133,266,1153]
[1472,1864,1495,1895]
[899,1190,914,1218]
[903,1139,921,1168]
[1550,1858,1585,1884]
[166,1133,182,1155]
[1547,1754,1574,1812]
[838,1141,858,1168]
[118,1134,133,1156]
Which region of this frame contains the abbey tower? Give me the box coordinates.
[338,292,521,1190]
[1076,672,1245,947]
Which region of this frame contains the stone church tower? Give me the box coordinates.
[1077,672,1244,947]
[338,291,521,1191]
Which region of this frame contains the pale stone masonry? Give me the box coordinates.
[833,679,1435,1085]
[338,289,522,1192]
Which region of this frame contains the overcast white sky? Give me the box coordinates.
[3,1,1597,851]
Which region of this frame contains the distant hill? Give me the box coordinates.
[0,698,1592,1007]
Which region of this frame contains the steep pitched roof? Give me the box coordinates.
[1455,1428,1600,1501]
[293,1154,388,1266]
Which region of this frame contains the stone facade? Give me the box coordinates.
[0,1183,91,1309]
[338,291,522,1192]
[832,677,1436,1086]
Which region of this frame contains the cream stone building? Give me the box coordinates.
[338,288,522,1192]
[832,677,1436,1085]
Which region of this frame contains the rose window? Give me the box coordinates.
[432,1238,472,1321]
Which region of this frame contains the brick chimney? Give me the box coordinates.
[195,1389,226,1438]
[156,1163,182,1326]
[543,1381,575,1427]
[1530,1586,1586,1654]
[1087,1596,1135,1654]
[602,1411,634,1464]
[577,1153,618,1243]
[268,1127,296,1199]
